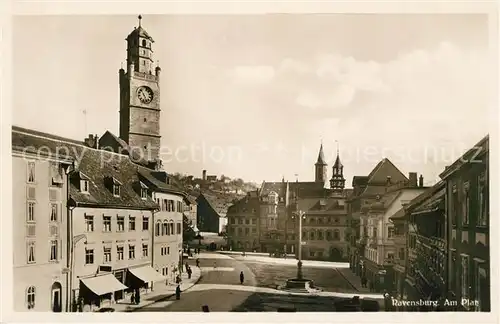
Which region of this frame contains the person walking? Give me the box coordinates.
[185,262,189,272]
[196,258,200,268]
[239,271,244,284]
[187,266,192,279]
[175,285,181,300]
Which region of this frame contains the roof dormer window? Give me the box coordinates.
[109,177,122,197]
[76,172,91,194]
[139,181,149,200]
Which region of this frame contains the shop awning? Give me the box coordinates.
[129,265,166,283]
[80,274,128,296]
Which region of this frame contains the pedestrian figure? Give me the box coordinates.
[239,271,244,284]
[176,274,181,284]
[130,291,135,305]
[175,285,181,300]
[185,262,189,272]
[187,267,192,279]
[361,277,367,288]
[196,258,200,268]
[369,281,374,292]
[187,247,191,256]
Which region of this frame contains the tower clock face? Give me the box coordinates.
[137,86,154,104]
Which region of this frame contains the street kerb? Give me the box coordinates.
[129,267,203,312]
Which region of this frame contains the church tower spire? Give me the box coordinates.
[315,142,328,184]
[330,141,345,192]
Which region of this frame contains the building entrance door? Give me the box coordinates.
[51,282,62,312]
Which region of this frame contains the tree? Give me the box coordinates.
[182,215,196,243]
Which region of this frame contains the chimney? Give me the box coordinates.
[94,134,99,149]
[202,170,207,181]
[408,172,417,187]
[84,134,97,149]
[419,175,424,187]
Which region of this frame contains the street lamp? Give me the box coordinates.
[291,210,306,280]
[69,233,87,312]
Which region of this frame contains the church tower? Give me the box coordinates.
[330,143,346,192]
[314,143,328,184]
[119,15,162,165]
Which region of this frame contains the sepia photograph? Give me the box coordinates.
[2,2,497,319]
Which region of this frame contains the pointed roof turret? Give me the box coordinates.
[315,143,327,165]
[333,141,343,168]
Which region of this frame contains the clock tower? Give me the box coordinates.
[119,15,162,166]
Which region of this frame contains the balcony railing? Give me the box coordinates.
[417,235,446,250]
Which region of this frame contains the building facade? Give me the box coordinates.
[361,178,427,293]
[347,158,410,278]
[226,191,261,251]
[12,131,73,312]
[440,135,490,311]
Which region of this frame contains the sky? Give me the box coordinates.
[13,14,492,185]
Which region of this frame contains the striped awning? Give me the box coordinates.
[80,274,128,296]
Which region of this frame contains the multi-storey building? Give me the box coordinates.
[440,135,490,311]
[361,175,427,293]
[139,170,185,285]
[228,145,352,260]
[226,191,260,250]
[12,127,73,312]
[347,158,410,278]
[402,180,447,310]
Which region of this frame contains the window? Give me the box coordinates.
[27,162,35,183]
[252,218,256,224]
[309,251,315,257]
[461,255,469,300]
[252,228,256,233]
[117,246,124,260]
[103,216,111,232]
[170,223,174,235]
[333,230,340,241]
[387,253,394,260]
[463,182,470,225]
[326,231,332,241]
[26,286,35,309]
[27,241,35,264]
[452,185,459,226]
[310,231,315,240]
[129,245,135,259]
[238,219,243,225]
[81,180,89,193]
[245,219,250,225]
[373,228,377,238]
[177,223,181,234]
[85,248,94,264]
[388,227,394,238]
[129,216,136,231]
[167,247,170,254]
[85,215,94,232]
[142,217,149,231]
[398,248,405,260]
[477,173,487,226]
[230,218,235,225]
[50,204,58,222]
[142,244,148,258]
[103,247,111,263]
[318,231,323,240]
[163,222,169,235]
[451,250,457,287]
[113,185,120,197]
[117,216,125,232]
[302,231,307,240]
[49,240,58,261]
[245,228,250,235]
[26,202,36,223]
[141,188,148,199]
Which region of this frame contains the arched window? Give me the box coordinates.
[142,39,147,47]
[163,222,169,235]
[310,231,315,240]
[318,230,324,240]
[155,223,161,236]
[26,286,35,309]
[333,230,340,240]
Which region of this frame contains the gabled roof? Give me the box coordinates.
[12,126,158,210]
[365,158,408,185]
[138,168,185,196]
[99,131,151,167]
[227,193,260,215]
[197,192,236,216]
[260,181,286,197]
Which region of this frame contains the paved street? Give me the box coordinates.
[135,253,377,312]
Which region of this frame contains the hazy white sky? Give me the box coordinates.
[13,14,492,184]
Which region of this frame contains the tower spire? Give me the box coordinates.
[335,140,339,156]
[138,15,142,27]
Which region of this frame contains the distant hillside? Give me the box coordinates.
[170,172,258,215]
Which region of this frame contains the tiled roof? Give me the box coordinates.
[289,181,326,198]
[365,158,408,185]
[99,131,151,167]
[198,192,240,217]
[12,126,158,210]
[227,193,260,215]
[260,181,286,197]
[439,134,489,180]
[316,144,327,165]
